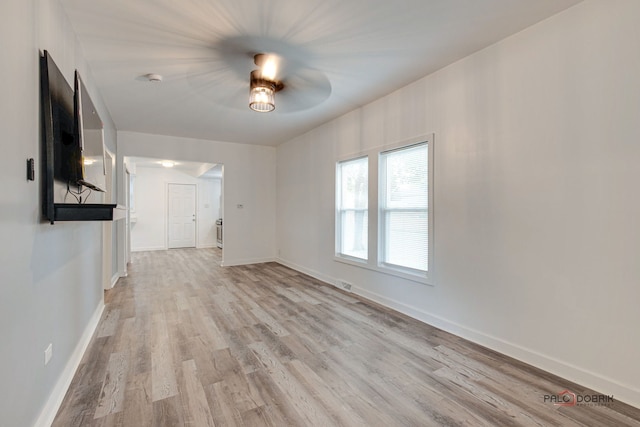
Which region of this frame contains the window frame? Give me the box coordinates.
[378,142,429,276]
[333,134,434,286]
[335,155,369,263]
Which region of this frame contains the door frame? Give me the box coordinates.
[102,147,115,289]
[125,167,131,266]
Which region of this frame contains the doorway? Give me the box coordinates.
[168,183,197,249]
[124,157,223,263]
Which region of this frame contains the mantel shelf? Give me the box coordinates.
[53,203,117,222]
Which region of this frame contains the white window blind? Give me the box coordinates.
[336,157,368,260]
[380,143,428,273]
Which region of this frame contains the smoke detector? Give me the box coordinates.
[145,73,163,83]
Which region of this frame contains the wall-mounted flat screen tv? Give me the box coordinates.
[74,70,106,194]
[40,50,105,195]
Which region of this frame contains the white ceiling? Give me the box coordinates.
[61,0,580,146]
[127,156,222,178]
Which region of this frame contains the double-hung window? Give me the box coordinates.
[379,143,428,274]
[335,134,433,284]
[336,157,368,260]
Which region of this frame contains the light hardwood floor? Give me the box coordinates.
[53,248,640,426]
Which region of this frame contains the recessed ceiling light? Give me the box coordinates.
[161,161,174,168]
[83,159,95,165]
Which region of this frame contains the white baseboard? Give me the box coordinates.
[131,246,166,252]
[133,246,218,252]
[275,257,640,409]
[222,256,276,267]
[33,302,105,427]
[276,258,338,287]
[110,273,120,288]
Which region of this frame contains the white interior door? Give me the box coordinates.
[168,183,196,249]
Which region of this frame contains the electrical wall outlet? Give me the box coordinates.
[337,280,352,291]
[44,343,53,366]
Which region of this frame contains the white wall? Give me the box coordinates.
[198,178,222,247]
[131,166,221,251]
[277,0,640,408]
[119,131,276,266]
[0,0,118,426]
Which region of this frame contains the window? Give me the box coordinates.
[334,134,433,285]
[336,157,368,260]
[379,143,428,273]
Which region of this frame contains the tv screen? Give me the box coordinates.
[41,51,105,194]
[74,71,106,193]
[41,50,83,186]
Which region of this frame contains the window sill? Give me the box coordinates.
[334,255,434,286]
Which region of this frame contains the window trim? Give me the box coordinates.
[378,141,429,276]
[335,155,369,261]
[333,134,435,286]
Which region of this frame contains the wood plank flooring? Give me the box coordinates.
[52,248,640,426]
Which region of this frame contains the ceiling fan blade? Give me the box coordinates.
[185,59,249,110]
[277,68,331,113]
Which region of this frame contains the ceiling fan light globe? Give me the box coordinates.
[249,86,275,112]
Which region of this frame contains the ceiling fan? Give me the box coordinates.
[186,36,332,114]
[249,54,284,112]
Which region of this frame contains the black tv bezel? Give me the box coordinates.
[41,50,84,188]
[40,50,113,223]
